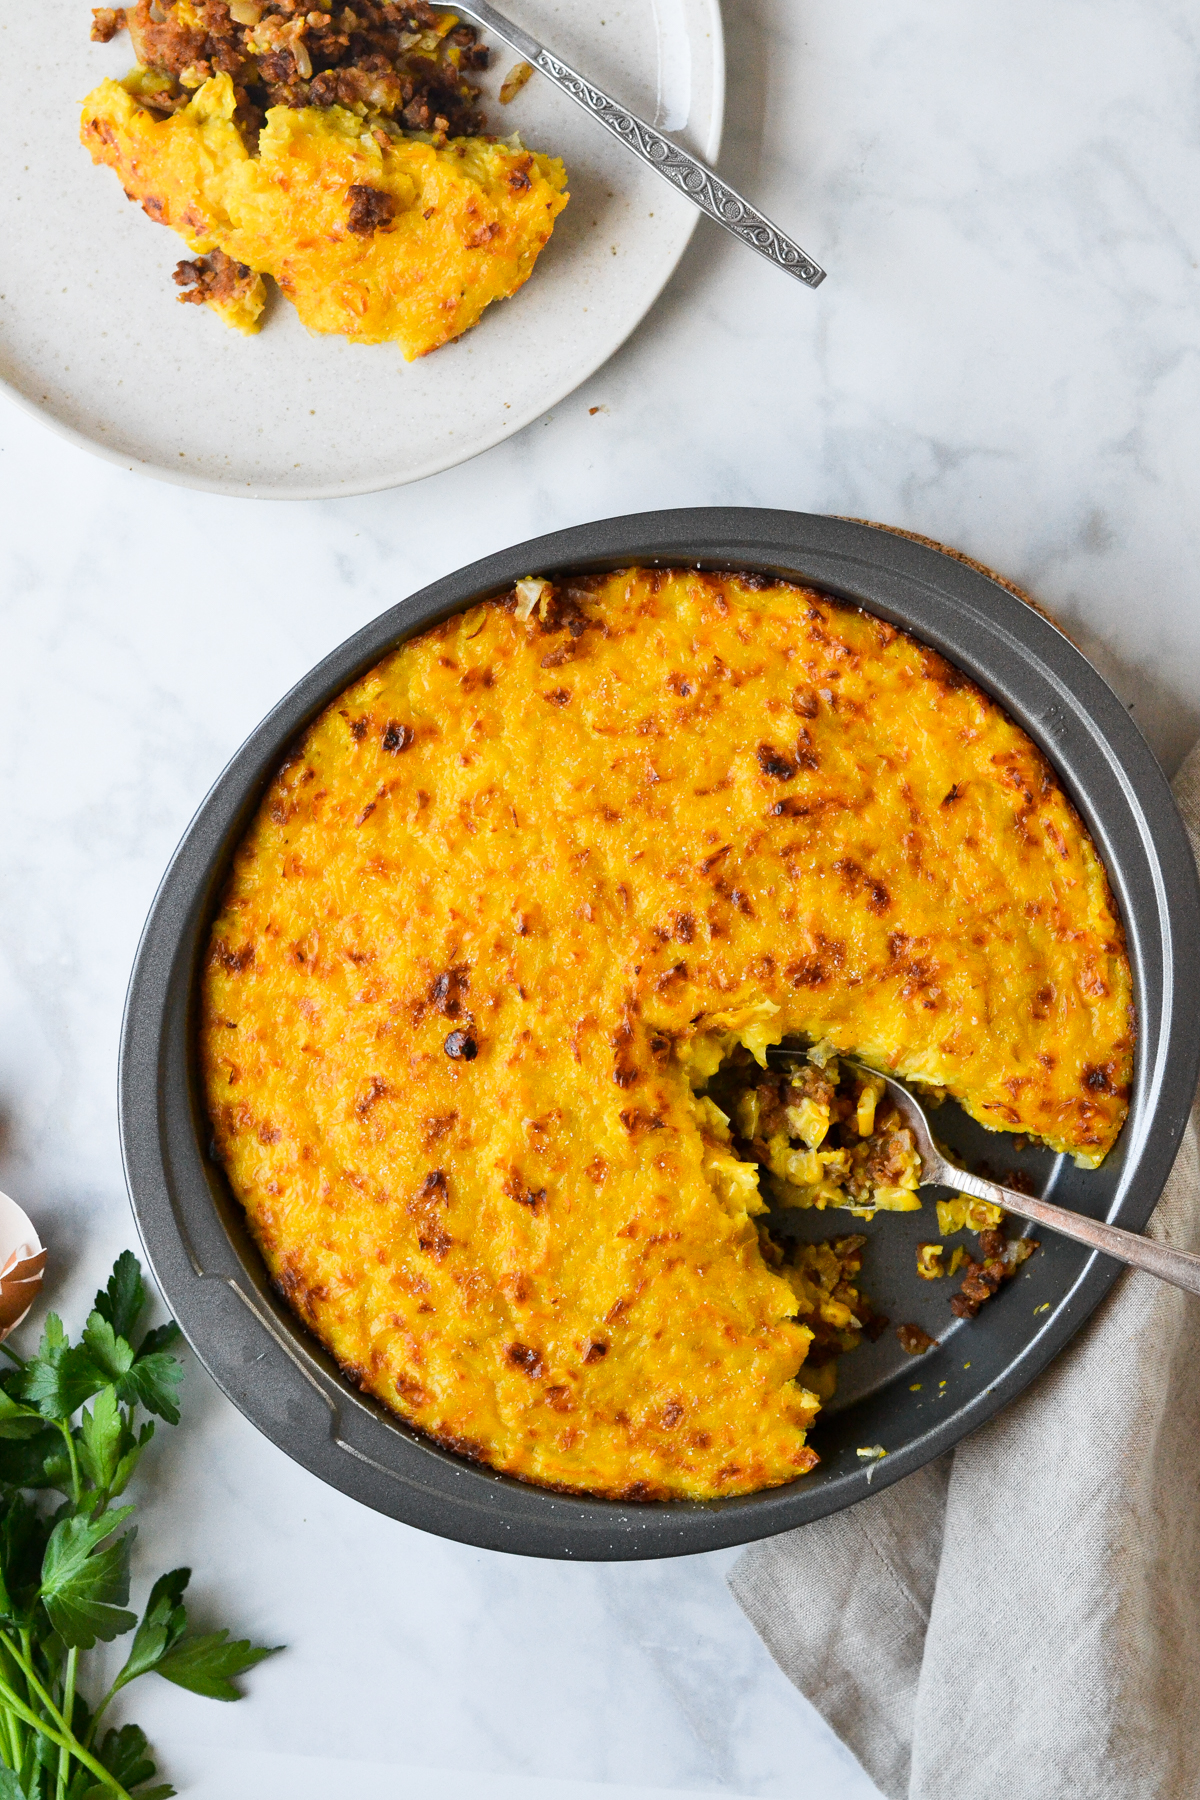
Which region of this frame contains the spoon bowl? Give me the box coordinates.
[766,1049,1200,1302]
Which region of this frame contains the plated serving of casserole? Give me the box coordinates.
[81,1,568,358]
[2,2,722,492]
[198,568,1133,1502]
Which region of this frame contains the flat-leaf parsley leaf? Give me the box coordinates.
[0,1254,281,1800]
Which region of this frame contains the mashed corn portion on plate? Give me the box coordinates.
[81,73,568,357]
[200,571,1133,1500]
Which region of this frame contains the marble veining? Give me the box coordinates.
[1,0,1199,1794]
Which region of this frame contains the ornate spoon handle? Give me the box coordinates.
[448,0,827,289]
[826,1056,1200,1301]
[943,1165,1200,1299]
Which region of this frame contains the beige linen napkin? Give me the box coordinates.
[730,741,1200,1800]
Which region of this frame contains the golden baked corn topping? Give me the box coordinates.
[200,570,1133,1500]
[81,71,567,356]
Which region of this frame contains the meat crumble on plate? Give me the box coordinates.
[200,570,1133,1501]
[80,1,568,356]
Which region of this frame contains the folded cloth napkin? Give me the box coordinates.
[729,740,1200,1800]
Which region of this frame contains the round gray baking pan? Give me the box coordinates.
[119,510,1200,1560]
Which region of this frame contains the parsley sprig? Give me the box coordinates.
[0,1252,280,1799]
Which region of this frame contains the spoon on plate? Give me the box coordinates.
[767,1048,1200,1298]
[442,0,827,288]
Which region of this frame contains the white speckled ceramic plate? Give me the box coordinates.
[0,0,723,498]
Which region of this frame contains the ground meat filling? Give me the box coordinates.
[896,1322,937,1355]
[949,1226,1037,1318]
[710,1046,1043,1391]
[346,183,395,233]
[172,246,257,306]
[108,0,490,144]
[91,6,127,41]
[760,1231,888,1403]
[724,1050,924,1216]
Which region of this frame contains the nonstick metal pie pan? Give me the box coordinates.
[119,509,1200,1560]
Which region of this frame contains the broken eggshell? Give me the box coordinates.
[0,1192,45,1341]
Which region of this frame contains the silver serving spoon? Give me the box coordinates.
[444,0,826,288]
[767,1049,1200,1298]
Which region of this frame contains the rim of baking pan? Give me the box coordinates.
[119,508,1200,1561]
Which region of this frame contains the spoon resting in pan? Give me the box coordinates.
[766,1048,1200,1299]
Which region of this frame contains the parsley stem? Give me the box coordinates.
[0,1666,132,1800]
[56,1645,78,1800]
[0,1688,24,1781]
[0,1632,28,1750]
[58,1419,83,1507]
[2,1630,71,1740]
[84,1669,125,1750]
[0,1341,24,1369]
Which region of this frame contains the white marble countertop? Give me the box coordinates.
[2,1,1198,1794]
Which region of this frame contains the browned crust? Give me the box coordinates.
[842,523,1132,1057]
